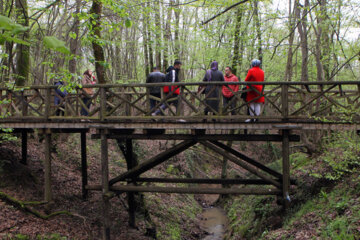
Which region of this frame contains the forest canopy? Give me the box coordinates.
[0,0,359,86]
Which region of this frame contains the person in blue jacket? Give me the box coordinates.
[54,80,67,116]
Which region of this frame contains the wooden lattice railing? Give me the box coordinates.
[0,81,359,123]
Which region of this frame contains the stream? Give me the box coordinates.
[199,207,229,240]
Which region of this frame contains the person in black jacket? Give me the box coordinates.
[152,60,182,116]
[146,67,165,112]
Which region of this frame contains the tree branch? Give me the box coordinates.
[201,0,251,25]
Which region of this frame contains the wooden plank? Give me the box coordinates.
[86,185,281,195]
[109,140,197,186]
[199,141,281,188]
[131,178,278,185]
[92,133,300,142]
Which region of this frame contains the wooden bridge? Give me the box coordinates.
[1,81,359,239]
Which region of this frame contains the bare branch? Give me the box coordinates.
[201,0,251,25]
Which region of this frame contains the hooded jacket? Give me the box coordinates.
[163,66,180,95]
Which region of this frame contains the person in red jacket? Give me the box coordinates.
[222,66,239,115]
[244,59,264,122]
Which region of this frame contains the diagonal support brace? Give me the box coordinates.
[199,141,281,188]
[109,140,197,186]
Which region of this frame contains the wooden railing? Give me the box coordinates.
[0,81,359,123]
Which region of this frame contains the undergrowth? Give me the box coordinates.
[224,131,360,239]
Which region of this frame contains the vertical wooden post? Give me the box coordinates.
[21,131,27,165]
[282,129,290,209]
[281,84,289,121]
[146,87,151,114]
[81,131,88,200]
[100,87,106,121]
[101,129,110,240]
[44,132,52,202]
[21,92,28,117]
[125,139,136,228]
[45,88,51,120]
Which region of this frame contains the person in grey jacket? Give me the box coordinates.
[146,67,165,112]
[203,61,224,115]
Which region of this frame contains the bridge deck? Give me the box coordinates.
[1,120,359,131]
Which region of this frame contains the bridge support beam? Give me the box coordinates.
[125,139,136,228]
[81,132,88,200]
[21,131,27,165]
[282,129,290,209]
[44,132,52,203]
[100,129,110,240]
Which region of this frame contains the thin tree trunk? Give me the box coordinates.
[174,0,180,60]
[90,0,106,83]
[284,0,296,81]
[68,0,81,75]
[163,0,173,72]
[253,0,263,64]
[296,0,309,82]
[154,0,162,70]
[142,15,150,77]
[231,8,243,76]
[15,0,30,86]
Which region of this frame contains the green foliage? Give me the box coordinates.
[43,36,71,55]
[315,132,360,180]
[0,15,30,46]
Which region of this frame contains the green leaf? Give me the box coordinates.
[69,32,77,39]
[43,36,71,55]
[0,15,14,31]
[125,18,132,28]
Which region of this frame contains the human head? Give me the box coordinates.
[211,61,218,71]
[251,59,261,68]
[225,66,232,76]
[174,60,182,69]
[83,69,93,77]
[153,67,159,72]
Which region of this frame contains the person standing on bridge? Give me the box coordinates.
[81,69,96,116]
[222,66,239,115]
[146,67,165,113]
[244,59,265,122]
[54,78,68,116]
[152,60,182,116]
[202,61,224,117]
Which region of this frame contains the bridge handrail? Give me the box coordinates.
[0,81,359,123]
[1,81,360,90]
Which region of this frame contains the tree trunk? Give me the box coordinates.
[163,0,173,72]
[296,0,309,82]
[15,0,30,86]
[68,0,81,75]
[284,0,296,81]
[231,8,243,76]
[174,0,180,60]
[90,0,106,84]
[253,0,263,64]
[142,3,150,77]
[319,0,330,80]
[154,0,162,70]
